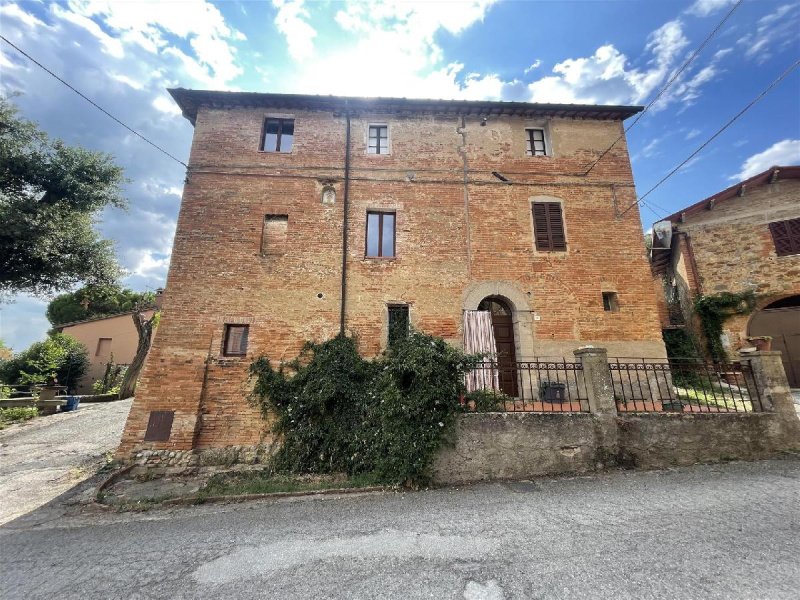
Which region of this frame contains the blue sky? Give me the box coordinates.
[1,0,799,351]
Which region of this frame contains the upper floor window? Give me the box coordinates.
[261,118,294,153]
[368,125,389,154]
[769,217,800,257]
[532,202,566,251]
[526,128,547,156]
[366,211,395,257]
[223,324,249,356]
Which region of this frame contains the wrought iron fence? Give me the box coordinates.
[609,358,763,413]
[464,360,589,413]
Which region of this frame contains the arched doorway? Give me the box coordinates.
[748,295,800,387]
[479,296,518,396]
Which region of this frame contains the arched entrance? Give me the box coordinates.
[478,296,518,396]
[748,295,800,387]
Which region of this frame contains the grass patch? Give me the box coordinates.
[0,406,38,430]
[674,386,753,411]
[197,471,382,500]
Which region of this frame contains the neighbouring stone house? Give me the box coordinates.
[118,89,665,457]
[56,309,155,394]
[651,165,800,386]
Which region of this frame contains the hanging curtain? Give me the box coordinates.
[463,310,500,392]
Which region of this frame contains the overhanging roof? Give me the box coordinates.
[168,88,644,126]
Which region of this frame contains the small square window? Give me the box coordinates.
[388,305,409,348]
[223,325,249,356]
[769,217,800,257]
[261,118,294,152]
[366,211,395,257]
[368,125,389,155]
[602,292,619,313]
[526,128,547,156]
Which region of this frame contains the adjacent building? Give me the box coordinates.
[118,89,665,456]
[651,165,800,386]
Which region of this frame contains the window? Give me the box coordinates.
[261,215,288,256]
[532,202,566,251]
[769,217,800,257]
[602,292,619,312]
[366,211,395,257]
[261,118,294,152]
[368,125,389,155]
[388,305,409,348]
[223,325,249,356]
[96,337,112,357]
[526,128,547,156]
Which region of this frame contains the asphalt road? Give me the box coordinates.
[0,399,132,525]
[2,457,799,599]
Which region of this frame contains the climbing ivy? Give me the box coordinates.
[249,332,480,487]
[694,290,757,362]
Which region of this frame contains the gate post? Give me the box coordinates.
[574,347,617,415]
[739,350,798,419]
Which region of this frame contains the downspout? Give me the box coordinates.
[339,104,352,336]
[457,114,472,277]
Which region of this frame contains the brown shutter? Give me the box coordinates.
[769,218,800,257]
[144,411,174,442]
[532,202,566,251]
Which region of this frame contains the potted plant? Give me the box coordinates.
[746,336,772,352]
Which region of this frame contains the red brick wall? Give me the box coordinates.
[118,103,664,456]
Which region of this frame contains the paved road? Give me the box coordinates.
[0,399,132,525]
[2,458,799,599]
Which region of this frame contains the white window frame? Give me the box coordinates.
[366,123,391,156]
[525,126,551,157]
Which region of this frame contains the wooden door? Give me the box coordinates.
[479,297,518,397]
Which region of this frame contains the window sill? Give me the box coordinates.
[257,150,294,155]
[363,256,397,261]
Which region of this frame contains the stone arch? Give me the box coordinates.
[463,281,535,361]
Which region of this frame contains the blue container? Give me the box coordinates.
[61,396,80,412]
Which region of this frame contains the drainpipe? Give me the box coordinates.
[339,104,352,336]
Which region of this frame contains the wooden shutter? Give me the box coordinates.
[532,202,567,251]
[144,411,174,442]
[769,218,800,257]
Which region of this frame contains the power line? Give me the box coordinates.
[583,0,744,176]
[619,58,800,218]
[0,35,188,168]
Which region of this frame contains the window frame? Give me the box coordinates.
[602,292,620,313]
[531,200,567,252]
[367,123,390,155]
[525,127,549,157]
[222,324,250,357]
[769,217,800,257]
[260,117,295,153]
[387,304,410,349]
[365,210,396,258]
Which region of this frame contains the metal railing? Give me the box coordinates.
[609,358,763,413]
[464,360,589,413]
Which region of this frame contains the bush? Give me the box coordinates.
[92,356,126,395]
[250,331,480,486]
[465,388,511,411]
[0,333,89,392]
[0,407,38,429]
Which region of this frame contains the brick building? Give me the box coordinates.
[118,89,665,456]
[651,166,800,386]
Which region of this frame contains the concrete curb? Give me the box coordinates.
[95,464,135,502]
[161,485,389,506]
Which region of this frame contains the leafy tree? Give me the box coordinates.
[0,96,126,297]
[46,284,156,326]
[0,333,89,392]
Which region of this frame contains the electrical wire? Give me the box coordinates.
[0,35,188,168]
[583,0,744,176]
[618,58,800,218]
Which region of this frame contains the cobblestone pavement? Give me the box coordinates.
[2,457,799,599]
[0,399,132,525]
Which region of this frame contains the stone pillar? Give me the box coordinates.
[574,347,617,415]
[739,351,798,419]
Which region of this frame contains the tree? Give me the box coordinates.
[0,96,126,297]
[118,310,160,399]
[0,333,89,392]
[46,284,156,326]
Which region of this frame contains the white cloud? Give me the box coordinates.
[52,4,124,58]
[524,60,542,74]
[0,3,47,29]
[272,0,317,62]
[685,128,702,140]
[737,4,800,64]
[152,94,182,115]
[686,0,736,18]
[731,139,800,181]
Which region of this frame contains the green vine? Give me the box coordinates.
[249,331,480,487]
[694,290,757,362]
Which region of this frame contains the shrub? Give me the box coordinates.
[0,407,38,429]
[1,333,89,392]
[92,355,126,395]
[250,331,480,486]
[465,388,511,411]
